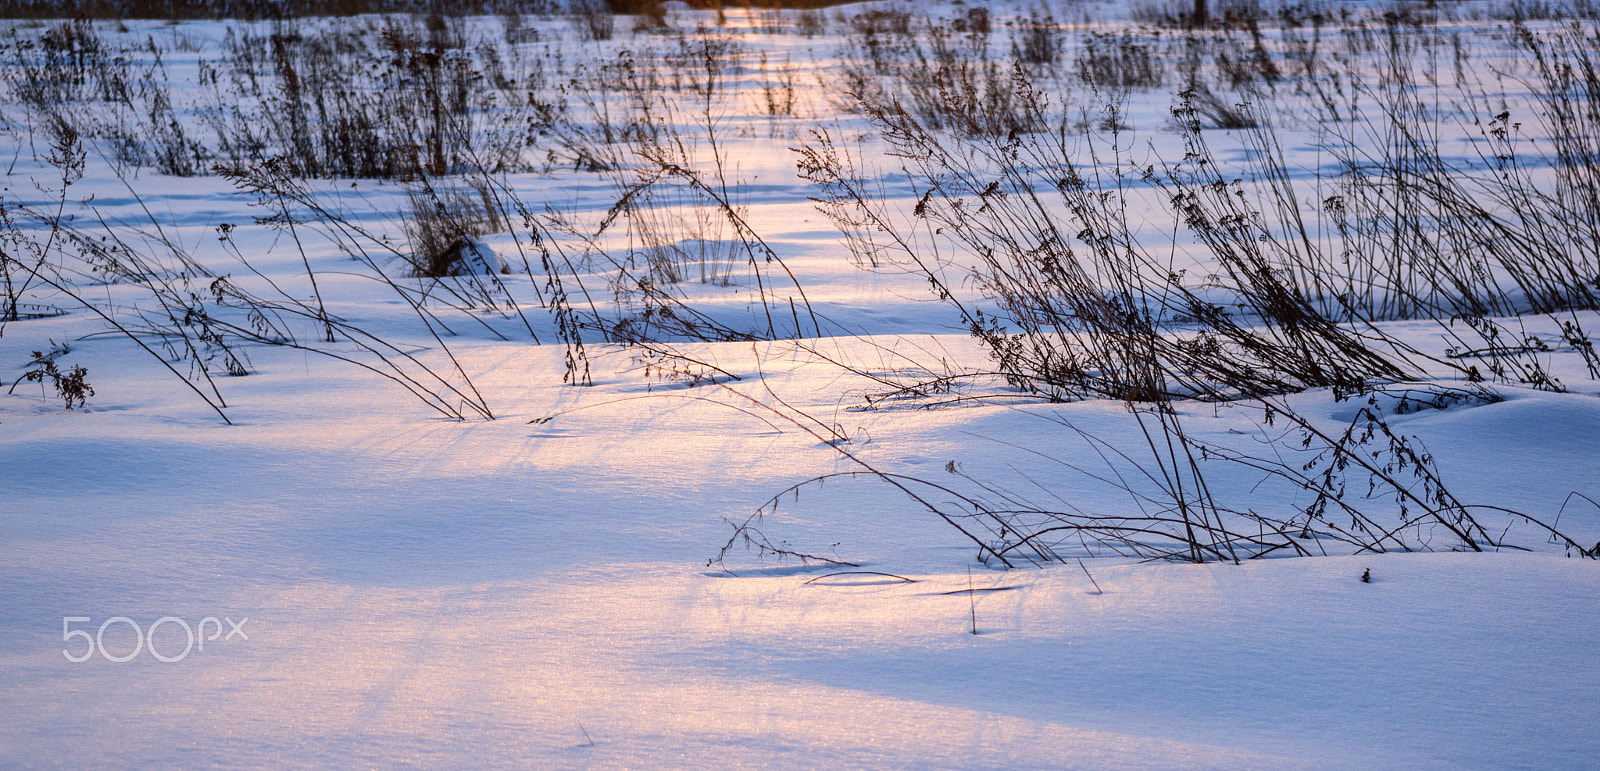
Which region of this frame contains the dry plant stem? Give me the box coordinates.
[205,263,490,420]
[967,565,977,635]
[1131,406,1239,564]
[559,187,765,344]
[1261,400,1588,554]
[786,57,1600,565]
[218,161,494,418]
[67,172,494,422]
[407,121,537,327]
[795,126,986,335]
[452,161,545,340]
[4,149,238,411]
[968,421,1300,562]
[1182,392,1591,557]
[797,338,1038,410]
[9,259,232,424]
[530,391,785,433]
[802,571,917,585]
[710,348,1017,569]
[716,470,1020,568]
[79,210,233,408]
[102,155,212,277]
[3,122,78,324]
[1076,558,1103,593]
[498,192,601,385]
[664,157,819,337]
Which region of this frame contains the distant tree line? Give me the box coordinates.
[0,0,861,21]
[0,0,521,20]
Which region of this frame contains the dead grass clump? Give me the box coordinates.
[1077,31,1165,90]
[404,181,504,278]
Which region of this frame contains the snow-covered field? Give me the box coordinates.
[2,2,1598,767]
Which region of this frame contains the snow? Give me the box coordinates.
[2,2,1599,768]
[4,338,1596,767]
